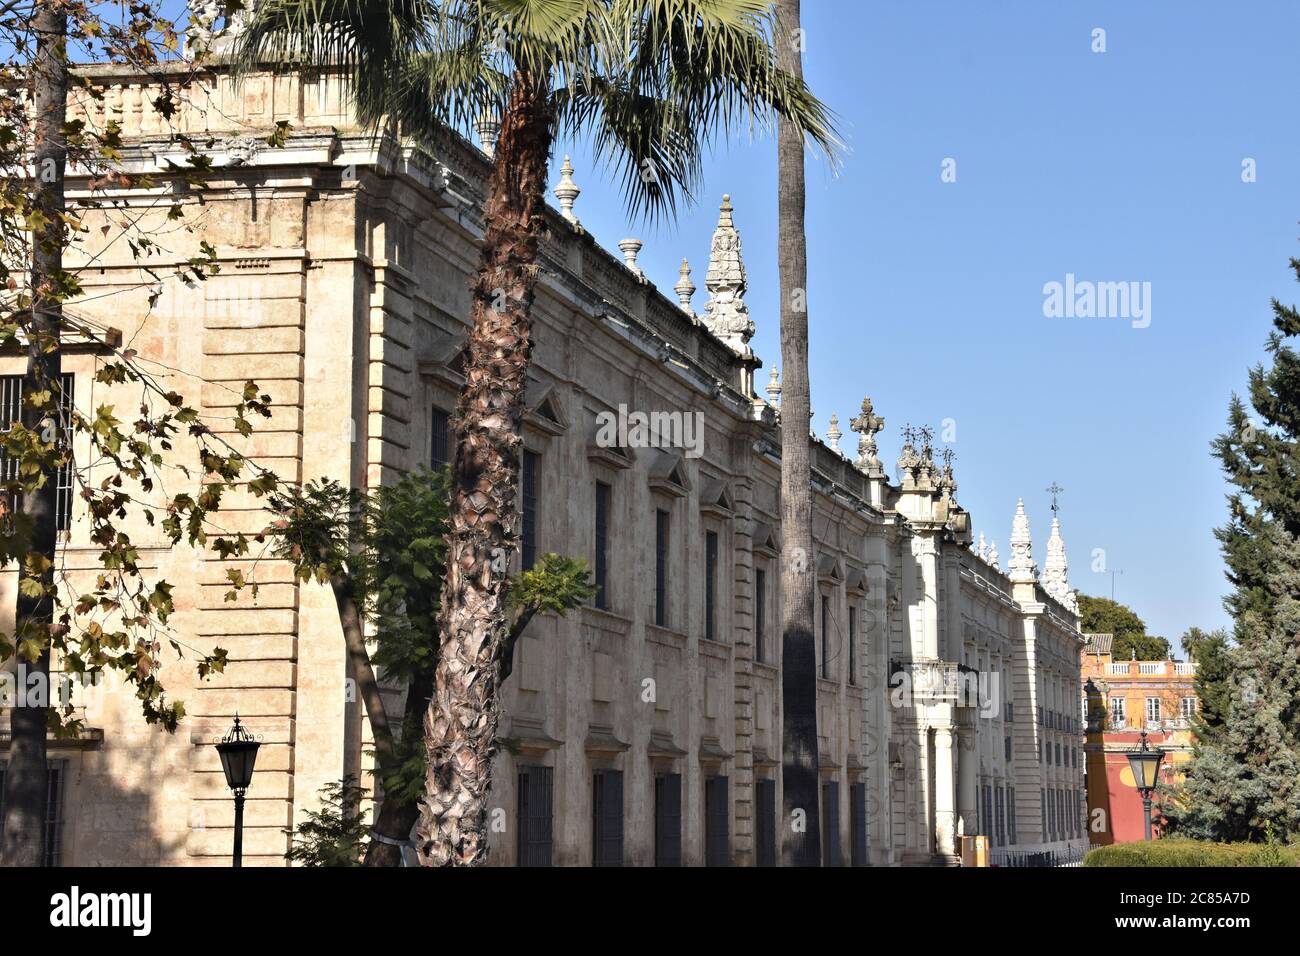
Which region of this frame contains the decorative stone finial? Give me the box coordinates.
[475,110,501,158]
[675,258,696,316]
[618,238,644,277]
[938,448,957,501]
[1043,511,1079,613]
[1007,498,1038,584]
[986,539,1000,571]
[701,194,754,356]
[850,396,886,474]
[976,532,988,561]
[554,155,581,226]
[766,367,782,407]
[826,414,842,453]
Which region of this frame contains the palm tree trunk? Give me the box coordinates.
[1,0,68,869]
[774,0,821,867]
[416,72,552,867]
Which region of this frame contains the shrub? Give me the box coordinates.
[1084,839,1300,867]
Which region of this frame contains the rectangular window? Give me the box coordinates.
[850,782,868,866]
[521,451,539,571]
[704,776,730,866]
[654,773,682,867]
[754,568,766,664]
[755,778,777,867]
[1008,787,1017,845]
[705,530,718,642]
[591,769,623,867]
[1,373,74,531]
[517,765,553,867]
[1181,697,1197,720]
[654,509,669,627]
[820,594,830,680]
[821,781,842,866]
[995,787,1005,846]
[1145,697,1162,725]
[847,605,857,686]
[429,406,450,469]
[1004,736,1012,762]
[594,482,610,610]
[1110,696,1126,727]
[0,760,65,866]
[981,784,993,838]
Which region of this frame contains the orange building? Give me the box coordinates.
[1081,634,1198,845]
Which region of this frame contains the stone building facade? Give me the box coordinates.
[0,60,1088,866]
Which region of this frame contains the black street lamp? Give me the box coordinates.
[216,716,261,867]
[1125,730,1165,841]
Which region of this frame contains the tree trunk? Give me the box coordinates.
[416,73,551,867]
[1,1,68,868]
[330,575,395,770]
[774,0,821,867]
[363,668,433,867]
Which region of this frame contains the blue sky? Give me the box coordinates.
[554,0,1300,646]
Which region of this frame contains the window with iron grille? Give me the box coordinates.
[981,783,992,838]
[593,482,610,610]
[1040,787,1046,838]
[0,759,65,866]
[847,605,857,686]
[429,406,450,470]
[517,765,553,866]
[850,782,868,866]
[704,530,718,642]
[821,781,841,866]
[654,773,682,867]
[753,567,766,664]
[521,450,538,571]
[654,509,669,627]
[755,778,776,867]
[704,775,729,866]
[1008,787,1017,844]
[994,786,1004,845]
[820,593,830,680]
[1004,735,1012,762]
[591,769,623,867]
[0,373,74,531]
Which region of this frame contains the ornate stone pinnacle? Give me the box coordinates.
[554,155,581,226]
[675,258,696,316]
[701,194,754,356]
[766,367,782,407]
[475,110,500,158]
[827,414,842,453]
[986,539,1000,570]
[850,396,886,472]
[976,531,988,561]
[618,238,644,277]
[1007,497,1038,584]
[1043,513,1078,613]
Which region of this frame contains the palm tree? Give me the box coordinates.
[773,0,819,866]
[236,0,836,866]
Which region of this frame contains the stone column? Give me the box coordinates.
[957,723,978,837]
[933,725,957,858]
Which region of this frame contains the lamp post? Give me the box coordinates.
[216,716,261,867]
[1125,730,1165,841]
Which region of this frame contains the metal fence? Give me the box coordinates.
[989,845,1088,868]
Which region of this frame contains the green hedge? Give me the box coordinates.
[1084,839,1299,867]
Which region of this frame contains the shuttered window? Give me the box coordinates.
[517,765,553,866]
[591,769,624,867]
[0,760,65,866]
[754,568,766,663]
[654,509,669,626]
[594,482,610,610]
[821,781,841,866]
[850,782,868,866]
[755,778,777,866]
[429,406,450,469]
[521,451,538,570]
[654,773,682,867]
[704,776,729,866]
[0,373,74,531]
[704,530,718,642]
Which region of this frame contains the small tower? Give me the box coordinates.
[1007,498,1038,584]
[1042,484,1079,613]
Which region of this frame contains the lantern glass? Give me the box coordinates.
[217,739,260,791]
[1126,747,1164,791]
